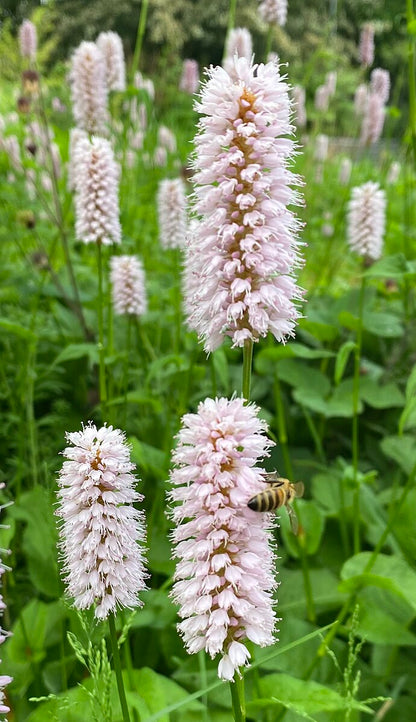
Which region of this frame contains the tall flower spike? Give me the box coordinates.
[347,181,386,262]
[96,32,126,92]
[70,41,109,134]
[359,23,375,68]
[258,0,288,27]
[19,19,37,61]
[1,489,13,718]
[180,59,200,95]
[354,84,368,116]
[370,68,390,104]
[186,56,303,352]
[169,397,277,681]
[360,93,385,146]
[74,135,121,245]
[292,86,307,128]
[110,255,148,316]
[56,423,147,619]
[157,178,188,250]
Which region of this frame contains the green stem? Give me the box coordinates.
[406,0,416,167]
[97,243,107,421]
[122,316,132,429]
[242,339,253,401]
[227,0,238,35]
[174,248,182,353]
[352,274,366,555]
[108,614,132,722]
[198,651,210,722]
[229,675,246,722]
[131,0,149,81]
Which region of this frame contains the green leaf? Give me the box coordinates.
[52,343,98,366]
[292,387,328,415]
[279,569,345,615]
[324,379,363,418]
[334,341,356,385]
[388,489,416,559]
[311,472,354,516]
[362,311,403,338]
[298,319,339,342]
[0,317,37,340]
[405,365,416,400]
[353,588,416,646]
[380,434,416,475]
[129,437,168,476]
[211,347,229,393]
[408,18,416,35]
[249,673,372,715]
[338,310,359,332]
[255,344,334,375]
[363,253,414,280]
[277,359,331,396]
[341,552,416,613]
[359,378,405,409]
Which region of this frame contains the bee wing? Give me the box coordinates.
[293,482,304,499]
[286,504,299,535]
[262,471,284,485]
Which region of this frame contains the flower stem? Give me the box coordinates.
[97,242,108,421]
[352,274,366,555]
[122,316,132,429]
[229,674,246,722]
[242,339,253,401]
[227,0,238,35]
[406,0,416,167]
[108,614,132,722]
[265,25,273,61]
[131,0,149,81]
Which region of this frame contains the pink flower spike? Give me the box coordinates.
[347,181,386,262]
[70,41,109,134]
[168,397,278,681]
[157,178,188,250]
[19,19,37,60]
[110,255,148,316]
[185,56,304,352]
[96,31,126,92]
[56,423,147,619]
[258,0,288,27]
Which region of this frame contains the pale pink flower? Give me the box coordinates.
[223,28,253,77]
[314,84,330,112]
[74,136,121,245]
[169,397,277,681]
[354,84,368,115]
[370,68,390,104]
[314,134,328,162]
[158,125,177,153]
[359,23,375,68]
[1,495,13,714]
[292,85,306,128]
[386,161,400,185]
[19,19,37,60]
[360,92,385,145]
[110,255,147,316]
[56,423,147,619]
[70,41,109,134]
[153,146,167,167]
[52,97,66,113]
[2,135,22,171]
[134,72,155,100]
[180,59,200,95]
[96,32,126,92]
[185,56,303,352]
[67,127,88,191]
[258,0,288,26]
[347,181,386,261]
[338,157,352,186]
[157,178,188,249]
[325,71,337,98]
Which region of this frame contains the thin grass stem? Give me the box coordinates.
[352,273,366,554]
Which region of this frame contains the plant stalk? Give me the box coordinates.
[352,274,366,555]
[242,339,253,401]
[97,242,108,421]
[406,0,416,167]
[229,674,246,722]
[108,614,133,722]
[131,0,149,81]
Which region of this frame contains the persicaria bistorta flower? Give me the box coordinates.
[110,255,147,316]
[370,68,390,104]
[185,56,303,352]
[360,92,385,146]
[19,19,37,60]
[292,85,306,128]
[258,0,288,26]
[157,178,188,249]
[354,84,368,116]
[1,488,13,717]
[70,41,109,134]
[74,135,121,245]
[168,397,278,681]
[338,157,352,186]
[56,423,147,619]
[347,181,386,261]
[359,23,375,68]
[96,31,126,92]
[180,59,200,95]
[314,84,330,112]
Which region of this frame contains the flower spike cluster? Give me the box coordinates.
[347,181,386,261]
[19,19,37,61]
[56,423,147,619]
[110,255,148,316]
[185,56,303,352]
[258,0,288,27]
[169,397,277,681]
[157,178,188,249]
[96,32,126,92]
[70,41,109,134]
[74,135,121,245]
[0,489,12,719]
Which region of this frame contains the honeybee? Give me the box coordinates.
[247,472,304,534]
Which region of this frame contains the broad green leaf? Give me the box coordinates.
[250,673,372,715]
[338,310,359,332]
[298,319,339,342]
[256,344,334,375]
[311,472,354,516]
[279,569,345,616]
[359,378,405,409]
[354,587,416,645]
[324,379,363,418]
[405,364,416,400]
[388,489,416,559]
[130,590,177,630]
[129,437,168,476]
[211,347,229,393]
[334,341,356,385]
[380,434,416,475]
[292,387,328,414]
[52,343,98,366]
[341,552,416,613]
[362,311,403,338]
[363,253,414,279]
[277,359,331,396]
